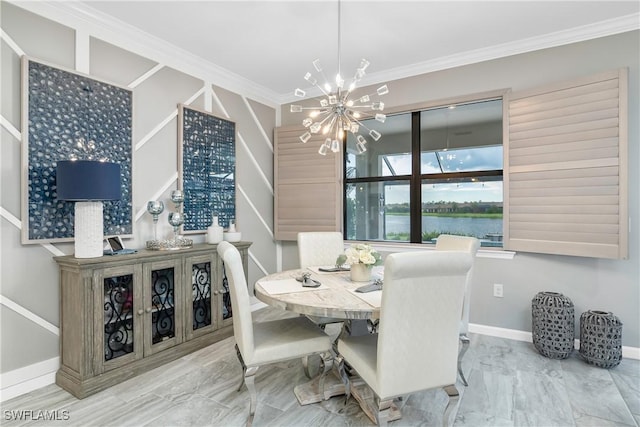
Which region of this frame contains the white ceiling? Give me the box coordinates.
[76,0,639,103]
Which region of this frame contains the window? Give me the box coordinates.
[344,98,504,247]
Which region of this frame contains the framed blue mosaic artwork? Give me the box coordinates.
[21,57,133,244]
[178,105,236,232]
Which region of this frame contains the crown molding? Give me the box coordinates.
[8,2,639,107]
[278,12,640,105]
[9,0,282,107]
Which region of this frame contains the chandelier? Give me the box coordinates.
[290,1,389,155]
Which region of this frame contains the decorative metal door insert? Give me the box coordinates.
[192,262,212,330]
[104,275,134,361]
[151,267,175,344]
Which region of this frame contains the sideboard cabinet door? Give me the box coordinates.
[95,264,143,374]
[143,258,184,355]
[185,253,218,340]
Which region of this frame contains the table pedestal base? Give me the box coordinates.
[294,369,401,425]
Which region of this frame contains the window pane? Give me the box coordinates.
[421,99,502,174]
[436,145,503,172]
[345,181,410,241]
[421,179,503,246]
[345,113,412,178]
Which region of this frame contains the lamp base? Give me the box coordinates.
[74,201,104,258]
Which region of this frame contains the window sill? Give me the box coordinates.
[346,240,516,260]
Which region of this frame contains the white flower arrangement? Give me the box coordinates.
[336,243,383,267]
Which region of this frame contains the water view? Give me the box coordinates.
[385,214,503,244]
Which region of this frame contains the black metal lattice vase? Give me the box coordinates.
[579,310,623,368]
[532,292,574,359]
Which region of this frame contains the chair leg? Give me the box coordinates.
[458,334,470,386]
[235,344,247,392]
[318,351,334,400]
[374,396,393,427]
[244,366,259,427]
[442,384,460,427]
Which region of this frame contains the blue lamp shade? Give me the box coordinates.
[56,160,121,201]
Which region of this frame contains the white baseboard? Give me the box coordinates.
[1,323,637,402]
[0,357,59,402]
[469,323,640,360]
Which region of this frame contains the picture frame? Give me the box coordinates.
[21,56,133,244]
[178,104,236,233]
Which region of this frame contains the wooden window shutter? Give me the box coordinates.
[504,69,628,259]
[274,125,343,241]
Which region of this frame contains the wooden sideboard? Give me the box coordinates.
[54,242,251,398]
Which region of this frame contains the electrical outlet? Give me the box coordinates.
[493,283,504,298]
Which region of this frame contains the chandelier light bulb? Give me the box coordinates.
[318,139,330,156]
[376,85,389,96]
[295,88,306,97]
[330,139,340,153]
[300,132,312,143]
[291,105,303,113]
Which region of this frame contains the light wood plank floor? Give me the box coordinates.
[2,307,639,426]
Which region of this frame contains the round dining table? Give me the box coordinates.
[253,266,383,321]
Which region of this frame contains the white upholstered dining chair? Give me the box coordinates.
[217,241,333,427]
[296,231,346,376]
[297,231,345,268]
[337,250,472,427]
[435,234,480,386]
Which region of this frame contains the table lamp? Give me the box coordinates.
[56,160,122,258]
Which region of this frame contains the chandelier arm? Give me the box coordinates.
[325,115,338,133]
[347,115,377,133]
[313,82,332,98]
[296,107,330,112]
[316,113,335,127]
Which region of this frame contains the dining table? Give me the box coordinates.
[254,266,383,322]
[254,266,402,423]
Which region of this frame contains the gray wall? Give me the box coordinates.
[281,31,640,349]
[0,2,276,376]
